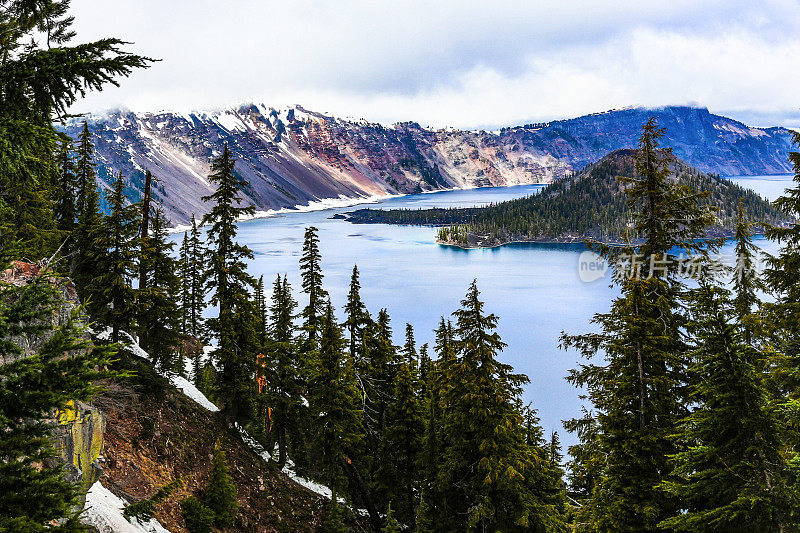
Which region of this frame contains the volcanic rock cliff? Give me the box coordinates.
[65,105,794,225]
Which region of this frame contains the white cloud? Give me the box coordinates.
[68,0,800,128]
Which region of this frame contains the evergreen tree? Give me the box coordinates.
[344,265,367,357]
[75,122,96,218]
[205,440,238,527]
[136,169,153,345]
[201,145,257,424]
[53,136,77,268]
[382,503,401,533]
[379,349,424,528]
[267,274,300,467]
[95,171,139,341]
[370,309,399,423]
[549,431,563,468]
[0,1,148,258]
[418,342,431,398]
[417,318,454,529]
[299,226,327,348]
[353,310,398,496]
[402,323,417,364]
[253,275,268,350]
[0,263,116,531]
[438,281,566,530]
[186,215,206,339]
[307,303,363,495]
[178,231,191,335]
[733,201,764,346]
[563,409,604,531]
[138,207,182,373]
[434,316,455,362]
[624,118,716,263]
[320,495,348,533]
[562,118,717,531]
[764,130,800,395]
[660,282,790,532]
[71,125,106,312]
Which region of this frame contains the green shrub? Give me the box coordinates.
[180,496,214,533]
[320,497,347,533]
[205,440,238,526]
[123,478,182,521]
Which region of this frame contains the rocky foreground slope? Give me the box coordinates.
[1,262,359,532]
[65,105,794,225]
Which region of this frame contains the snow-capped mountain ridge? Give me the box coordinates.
[65,104,795,225]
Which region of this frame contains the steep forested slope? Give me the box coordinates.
[92,361,365,533]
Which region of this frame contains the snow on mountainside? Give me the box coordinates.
[63,104,794,225]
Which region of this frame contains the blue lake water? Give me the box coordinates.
[182,174,792,444]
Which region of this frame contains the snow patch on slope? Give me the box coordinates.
[236,426,336,500]
[93,328,219,413]
[243,193,402,222]
[170,191,401,233]
[281,459,335,500]
[83,481,171,533]
[171,374,219,412]
[214,110,250,132]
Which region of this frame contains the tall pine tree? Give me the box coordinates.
[201,144,256,425]
[379,348,423,527]
[95,171,139,341]
[661,281,790,532]
[186,215,206,340]
[733,200,764,346]
[72,124,107,313]
[344,265,367,358]
[267,274,300,467]
[178,231,191,335]
[764,130,800,396]
[53,135,77,269]
[307,303,363,498]
[563,118,717,531]
[438,281,566,531]
[138,207,182,373]
[299,226,327,350]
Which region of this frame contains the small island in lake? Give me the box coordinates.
[338,149,789,248]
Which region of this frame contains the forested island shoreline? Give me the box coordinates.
[433,227,777,250]
[339,149,791,249]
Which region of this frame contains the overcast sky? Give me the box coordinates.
[69,0,800,130]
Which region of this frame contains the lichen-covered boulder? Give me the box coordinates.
[55,400,107,502]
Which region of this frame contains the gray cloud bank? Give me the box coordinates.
[70,0,800,129]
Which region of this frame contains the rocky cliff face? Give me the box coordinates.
[1,262,105,505]
[0,262,78,364]
[66,105,793,225]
